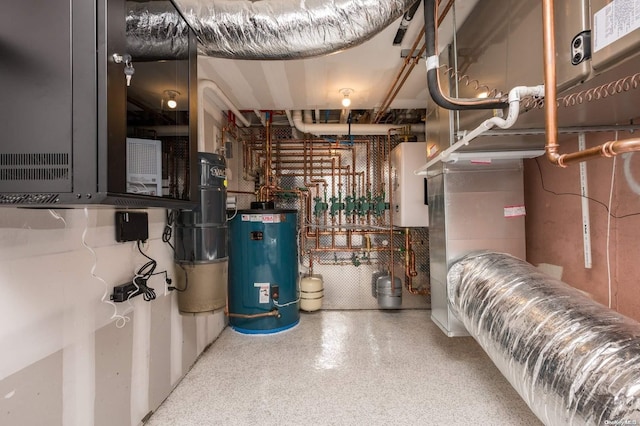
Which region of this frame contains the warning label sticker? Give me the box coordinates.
[250,214,262,222]
[504,205,526,218]
[241,214,250,221]
[254,283,270,304]
[593,0,640,52]
[262,214,274,223]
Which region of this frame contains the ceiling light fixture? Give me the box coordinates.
[164,90,180,109]
[340,88,353,108]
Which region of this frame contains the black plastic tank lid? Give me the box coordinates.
[250,201,275,210]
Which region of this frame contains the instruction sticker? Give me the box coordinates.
[593,0,640,52]
[504,205,526,218]
[254,283,270,304]
[250,214,262,222]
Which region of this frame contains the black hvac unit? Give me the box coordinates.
[0,0,198,208]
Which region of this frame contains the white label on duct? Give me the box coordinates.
[241,214,250,221]
[593,0,640,52]
[504,205,526,218]
[254,283,270,304]
[262,214,274,223]
[250,214,262,222]
[273,215,282,223]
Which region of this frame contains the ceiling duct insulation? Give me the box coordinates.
[128,0,417,60]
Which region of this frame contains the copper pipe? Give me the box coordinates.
[264,115,272,199]
[304,227,398,240]
[559,138,640,166]
[542,0,560,165]
[403,228,427,295]
[374,0,454,123]
[542,0,640,166]
[309,247,391,253]
[228,190,256,195]
[227,310,281,319]
[374,25,426,123]
[408,250,418,278]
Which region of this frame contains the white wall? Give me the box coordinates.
[0,207,225,426]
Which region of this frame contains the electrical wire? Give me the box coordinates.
[82,207,130,328]
[168,263,189,292]
[273,298,300,308]
[162,210,175,251]
[133,240,159,301]
[226,204,238,221]
[160,209,189,292]
[48,209,67,226]
[534,158,640,219]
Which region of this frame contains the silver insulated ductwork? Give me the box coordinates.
[129,0,416,60]
[126,2,191,60]
[447,252,640,425]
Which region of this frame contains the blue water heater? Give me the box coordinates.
[228,202,299,334]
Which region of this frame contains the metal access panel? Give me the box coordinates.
[427,159,526,337]
[555,0,592,90]
[391,142,429,227]
[0,0,84,195]
[591,0,640,72]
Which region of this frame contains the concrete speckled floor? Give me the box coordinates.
[146,310,541,426]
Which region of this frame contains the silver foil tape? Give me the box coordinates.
[447,251,640,425]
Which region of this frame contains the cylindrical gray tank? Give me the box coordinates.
[174,153,227,262]
[174,153,228,314]
[371,270,386,298]
[376,275,402,309]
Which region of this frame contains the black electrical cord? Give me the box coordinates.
[160,210,190,292]
[534,157,640,220]
[134,240,162,301]
[162,210,176,251]
[168,263,189,293]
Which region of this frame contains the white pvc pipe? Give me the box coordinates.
[285,110,295,127]
[292,110,425,136]
[198,79,251,151]
[254,109,266,127]
[416,85,545,173]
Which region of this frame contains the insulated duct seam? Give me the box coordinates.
[447,251,640,426]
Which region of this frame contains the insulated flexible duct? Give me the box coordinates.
[129,0,415,60]
[126,2,191,60]
[447,251,640,425]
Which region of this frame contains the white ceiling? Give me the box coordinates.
[196,1,479,120]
